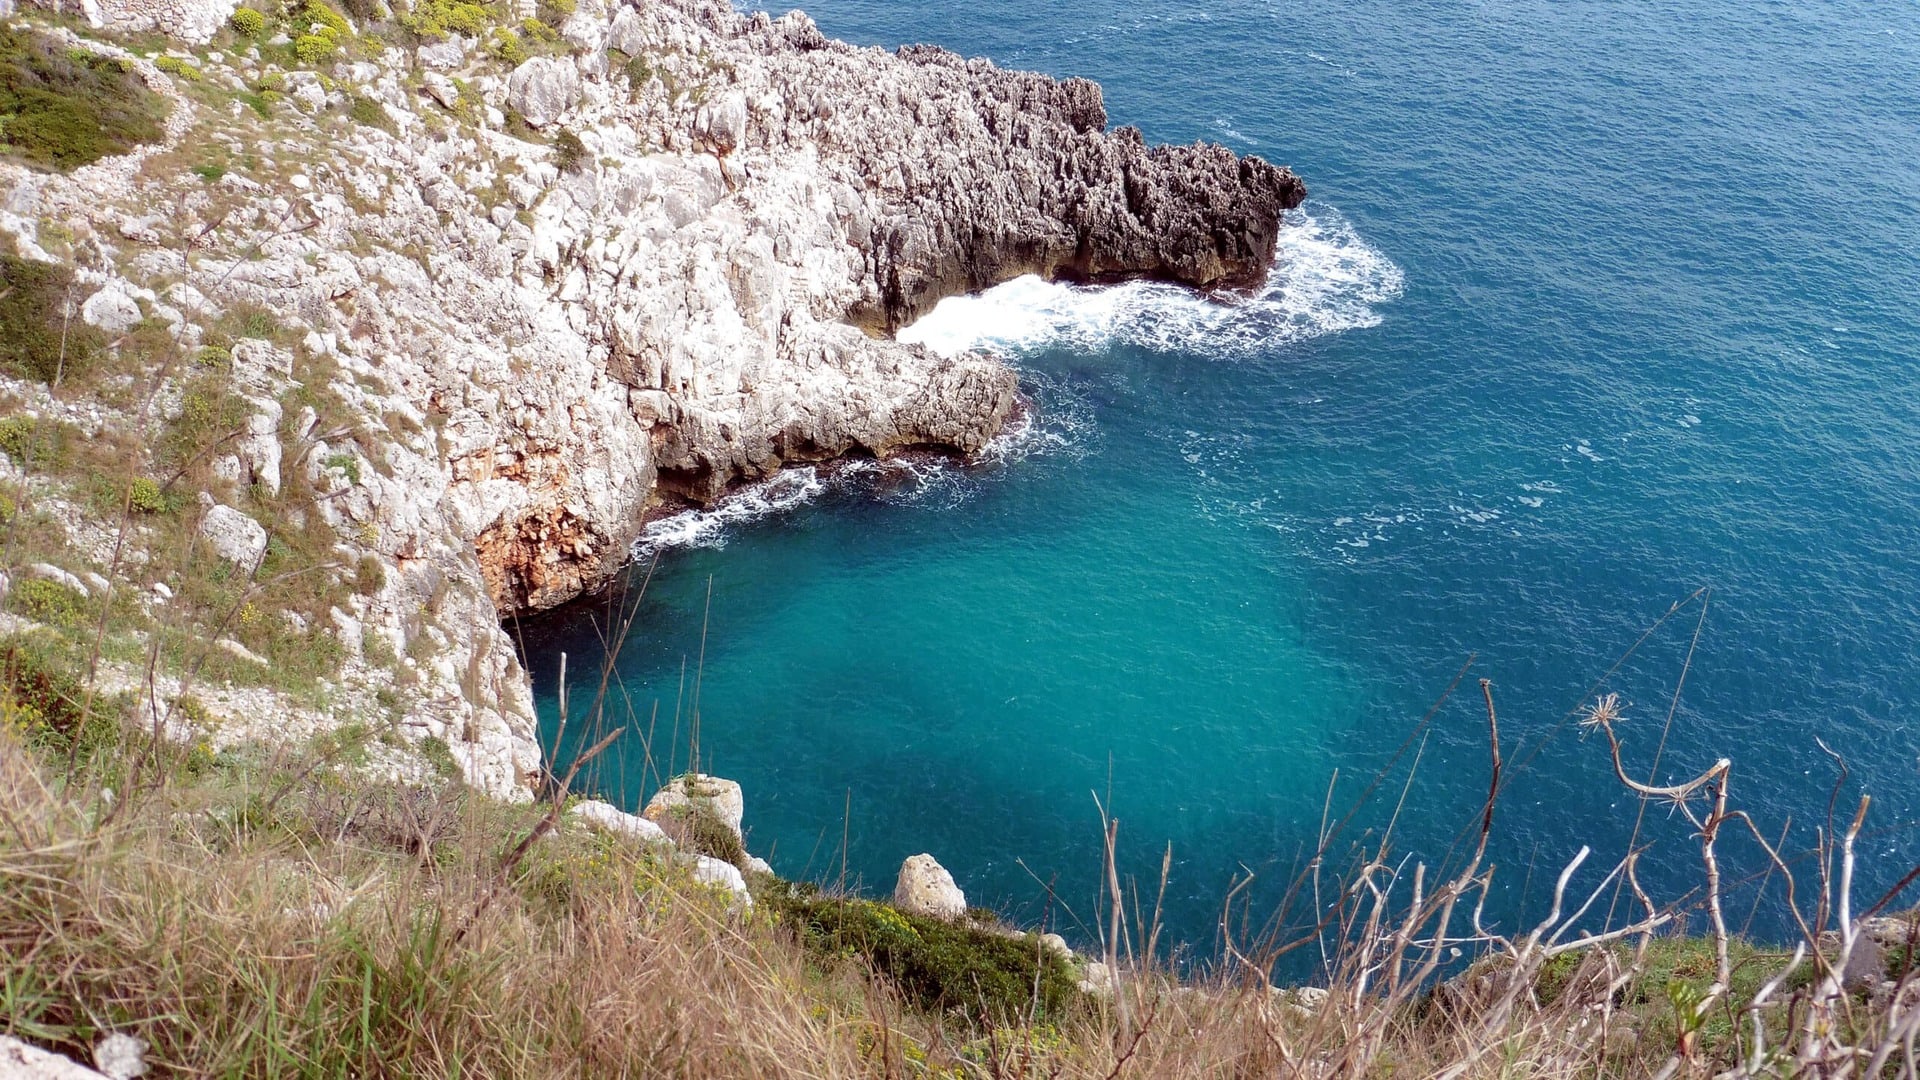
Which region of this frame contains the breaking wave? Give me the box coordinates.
[896,203,1404,359]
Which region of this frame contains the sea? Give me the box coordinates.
[523,0,1920,961]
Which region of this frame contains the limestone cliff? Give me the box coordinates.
[0,0,1302,795]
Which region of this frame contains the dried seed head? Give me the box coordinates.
[1580,692,1623,731]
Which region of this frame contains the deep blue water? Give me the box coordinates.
[526,0,1920,960]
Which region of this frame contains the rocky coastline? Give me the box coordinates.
[0,0,1302,797]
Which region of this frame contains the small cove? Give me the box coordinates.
[523,0,1920,956]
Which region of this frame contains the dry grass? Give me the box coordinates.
[5,699,1916,1080]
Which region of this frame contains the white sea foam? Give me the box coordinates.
[897,204,1404,360]
[633,467,826,557]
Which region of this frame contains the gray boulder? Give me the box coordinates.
[198,505,269,568]
[415,36,466,70]
[506,57,581,128]
[80,287,140,334]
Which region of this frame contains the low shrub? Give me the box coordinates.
[552,127,586,173]
[347,94,393,131]
[239,90,280,117]
[11,578,85,630]
[159,374,250,480]
[400,0,495,40]
[0,256,104,386]
[0,416,36,462]
[519,16,558,44]
[126,477,168,514]
[293,33,339,65]
[0,636,120,761]
[297,0,355,38]
[659,801,745,867]
[762,881,1082,1023]
[0,26,167,169]
[229,7,267,36]
[153,55,203,82]
[487,28,526,65]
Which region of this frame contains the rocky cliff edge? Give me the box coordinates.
[0,0,1302,795]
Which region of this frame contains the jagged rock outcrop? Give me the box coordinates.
[0,0,1302,795]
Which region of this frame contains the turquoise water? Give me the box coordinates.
[526,0,1920,956]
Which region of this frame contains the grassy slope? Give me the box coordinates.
[6,703,1909,1079]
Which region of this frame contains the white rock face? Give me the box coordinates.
[643,773,745,841]
[21,0,236,42]
[197,504,268,568]
[506,57,581,128]
[572,798,672,846]
[894,853,967,921]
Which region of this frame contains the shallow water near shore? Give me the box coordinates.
[524,0,1920,958]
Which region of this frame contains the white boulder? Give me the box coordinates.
[691,854,751,907]
[92,1033,147,1080]
[893,853,966,921]
[571,798,672,846]
[26,563,88,598]
[1079,959,1114,996]
[197,505,269,568]
[80,287,141,334]
[0,1034,110,1078]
